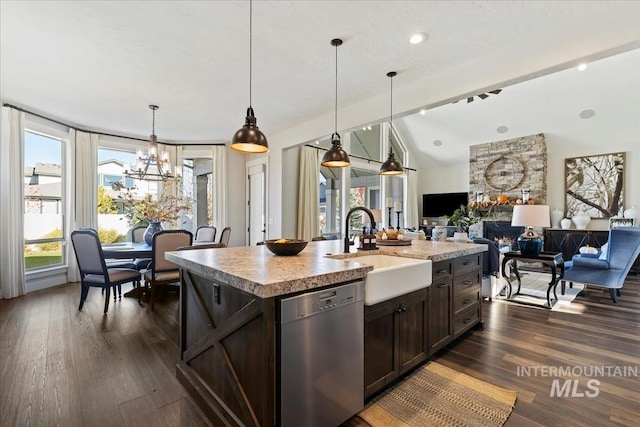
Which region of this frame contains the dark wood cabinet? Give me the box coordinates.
[428,254,482,354]
[428,260,452,355]
[364,288,428,398]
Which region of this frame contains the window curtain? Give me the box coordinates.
[406,169,419,229]
[157,143,183,228]
[66,130,98,282]
[211,146,227,232]
[0,107,26,299]
[297,146,319,240]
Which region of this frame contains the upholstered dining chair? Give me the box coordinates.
[71,229,142,314]
[80,227,139,295]
[143,229,193,310]
[195,225,216,242]
[131,225,152,271]
[219,227,231,247]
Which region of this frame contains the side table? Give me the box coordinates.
[501,251,565,309]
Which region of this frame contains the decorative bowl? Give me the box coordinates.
[264,239,308,256]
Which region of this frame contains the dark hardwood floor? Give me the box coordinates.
[2,275,639,426]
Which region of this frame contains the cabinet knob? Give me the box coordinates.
[437,283,450,288]
[463,299,472,304]
[462,280,473,285]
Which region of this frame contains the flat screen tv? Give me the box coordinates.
[422,192,469,217]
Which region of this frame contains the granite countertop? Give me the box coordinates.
[166,239,487,298]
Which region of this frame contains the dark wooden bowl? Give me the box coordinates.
[264,239,308,256]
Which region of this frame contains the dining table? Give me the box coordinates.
[101,242,153,259]
[102,242,152,299]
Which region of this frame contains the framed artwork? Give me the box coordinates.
[609,217,634,229]
[565,152,625,218]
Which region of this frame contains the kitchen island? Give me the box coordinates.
[166,239,486,426]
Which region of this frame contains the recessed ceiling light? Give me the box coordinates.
[420,109,426,115]
[409,33,427,45]
[580,109,595,119]
[497,125,509,134]
[315,140,320,144]
[433,140,442,147]
[578,63,588,71]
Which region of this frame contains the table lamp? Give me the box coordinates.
[362,209,383,230]
[511,205,550,255]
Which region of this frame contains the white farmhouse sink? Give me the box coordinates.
[349,255,432,305]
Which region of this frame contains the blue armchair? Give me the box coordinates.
[562,227,640,303]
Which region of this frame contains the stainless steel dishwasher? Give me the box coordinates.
[279,280,364,427]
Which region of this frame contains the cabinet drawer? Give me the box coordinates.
[453,271,480,297]
[453,254,481,276]
[453,289,480,315]
[432,260,452,280]
[453,304,480,336]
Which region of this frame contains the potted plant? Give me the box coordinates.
[112,181,192,244]
[441,204,482,233]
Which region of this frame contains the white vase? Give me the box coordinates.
[560,218,572,230]
[572,211,591,230]
[551,209,564,229]
[624,205,638,222]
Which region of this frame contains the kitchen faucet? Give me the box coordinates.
[344,206,376,253]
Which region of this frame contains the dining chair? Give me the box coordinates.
[143,229,193,310]
[131,225,152,271]
[219,227,231,247]
[195,225,217,242]
[71,229,142,314]
[80,227,140,294]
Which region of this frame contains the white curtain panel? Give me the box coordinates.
[212,146,227,232]
[297,146,319,240]
[406,169,419,229]
[67,130,98,282]
[0,107,26,298]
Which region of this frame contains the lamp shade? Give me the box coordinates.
[231,107,269,153]
[511,205,551,227]
[512,205,550,255]
[380,150,403,175]
[321,133,350,167]
[362,209,382,224]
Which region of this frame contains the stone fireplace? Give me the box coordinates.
[482,221,524,250]
[469,133,547,205]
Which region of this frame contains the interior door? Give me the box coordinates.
[247,162,266,245]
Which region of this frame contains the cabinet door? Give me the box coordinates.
[364,299,398,397]
[428,277,452,355]
[396,290,428,375]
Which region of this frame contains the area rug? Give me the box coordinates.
[357,362,516,427]
[501,270,585,310]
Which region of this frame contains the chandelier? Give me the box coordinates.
[123,105,181,182]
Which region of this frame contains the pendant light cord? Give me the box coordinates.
[334,40,338,135]
[249,0,253,107]
[388,71,397,154]
[152,108,156,135]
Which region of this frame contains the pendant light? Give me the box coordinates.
[231,0,269,154]
[123,105,180,182]
[380,71,404,175]
[321,38,350,168]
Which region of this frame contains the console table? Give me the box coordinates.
[544,228,639,274]
[501,251,565,309]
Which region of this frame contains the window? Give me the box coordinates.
[97,147,148,242]
[351,124,382,161]
[24,130,64,270]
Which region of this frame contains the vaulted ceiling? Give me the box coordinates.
[2,1,639,165]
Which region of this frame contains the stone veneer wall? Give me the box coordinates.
[469,133,547,204]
